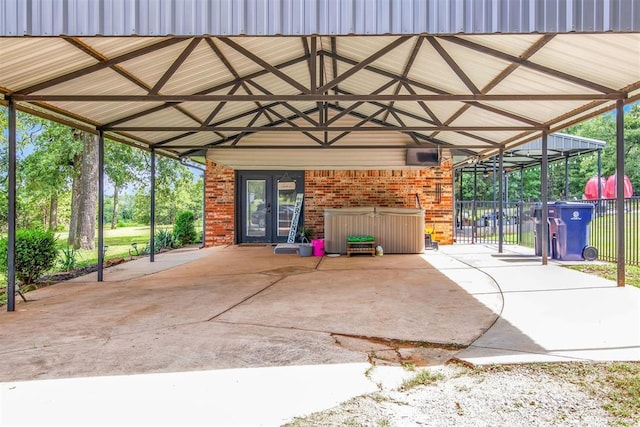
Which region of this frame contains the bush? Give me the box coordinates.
[174,211,197,246]
[58,246,79,271]
[154,229,175,252]
[0,229,58,285]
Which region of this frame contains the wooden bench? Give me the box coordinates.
[346,241,376,257]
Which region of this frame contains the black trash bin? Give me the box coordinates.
[531,205,549,257]
[547,201,598,261]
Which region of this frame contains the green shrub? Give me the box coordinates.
[173,211,197,246]
[154,229,175,252]
[58,246,79,271]
[0,229,58,285]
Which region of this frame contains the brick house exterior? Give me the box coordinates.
[204,158,454,247]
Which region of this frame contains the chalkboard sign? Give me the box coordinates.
[287,193,304,243]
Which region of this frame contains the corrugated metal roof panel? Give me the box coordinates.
[35,69,148,95]
[490,66,600,95]
[114,105,201,128]
[482,100,589,126]
[0,39,97,91]
[2,0,638,36]
[530,34,640,91]
[78,37,171,59]
[121,130,186,144]
[46,101,165,125]
[119,39,194,89]
[159,41,240,95]
[406,40,475,94]
[165,131,219,147]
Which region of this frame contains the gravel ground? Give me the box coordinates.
[286,364,628,427]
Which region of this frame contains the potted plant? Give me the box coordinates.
[297,227,313,257]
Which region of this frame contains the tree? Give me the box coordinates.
[68,131,98,249]
[0,108,33,230]
[566,103,640,196]
[18,118,81,231]
[104,141,146,229]
[132,156,202,226]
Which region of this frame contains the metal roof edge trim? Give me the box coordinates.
[1,0,638,37]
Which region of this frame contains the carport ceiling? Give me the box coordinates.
[1,33,639,165]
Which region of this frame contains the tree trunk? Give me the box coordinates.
[68,153,82,246]
[48,193,58,231]
[70,132,99,250]
[111,186,119,229]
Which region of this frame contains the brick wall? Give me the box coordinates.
[203,159,454,246]
[304,161,454,244]
[204,160,235,246]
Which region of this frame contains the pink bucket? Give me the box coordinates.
[311,239,325,256]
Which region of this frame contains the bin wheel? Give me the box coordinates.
[583,246,598,261]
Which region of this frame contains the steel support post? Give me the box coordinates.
[201,170,206,249]
[7,98,17,312]
[616,100,625,286]
[498,148,504,253]
[458,170,463,229]
[564,153,570,199]
[597,149,602,200]
[492,157,497,230]
[97,131,105,282]
[541,131,549,265]
[150,149,156,262]
[472,163,477,244]
[519,165,524,244]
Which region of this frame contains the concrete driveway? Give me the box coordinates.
[0,245,500,382]
[2,244,639,425]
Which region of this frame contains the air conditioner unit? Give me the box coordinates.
[406,147,440,166]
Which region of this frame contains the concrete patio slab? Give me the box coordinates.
[0,246,497,384]
[217,259,500,344]
[2,243,639,425]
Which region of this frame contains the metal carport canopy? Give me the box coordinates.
[0,0,638,167]
[0,0,638,303]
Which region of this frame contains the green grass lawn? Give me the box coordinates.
[54,225,175,266]
[0,224,202,287]
[566,263,640,288]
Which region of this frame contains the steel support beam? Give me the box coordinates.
[111,125,540,132]
[597,149,602,200]
[519,165,525,244]
[150,149,156,262]
[7,97,17,312]
[564,152,570,198]
[97,130,105,282]
[541,131,549,265]
[458,170,464,230]
[472,163,477,244]
[616,100,625,286]
[492,157,497,231]
[498,148,504,253]
[201,169,206,249]
[15,94,621,103]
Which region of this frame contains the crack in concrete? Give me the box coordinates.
[333,333,468,367]
[206,276,286,321]
[331,333,468,350]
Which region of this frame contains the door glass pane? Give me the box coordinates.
[247,179,266,237]
[277,183,297,237]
